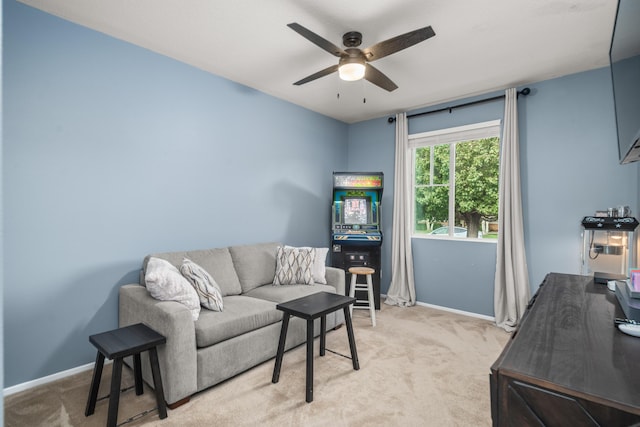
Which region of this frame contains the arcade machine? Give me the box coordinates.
[331,172,383,309]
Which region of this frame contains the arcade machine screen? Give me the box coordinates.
[343,197,369,225]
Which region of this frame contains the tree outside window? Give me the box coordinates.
[413,134,500,239]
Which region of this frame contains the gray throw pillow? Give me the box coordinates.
[180,258,224,312]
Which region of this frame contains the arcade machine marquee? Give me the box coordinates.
[331,172,383,309]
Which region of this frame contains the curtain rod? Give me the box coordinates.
[387,87,531,123]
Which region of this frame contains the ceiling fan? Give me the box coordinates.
[288,22,436,92]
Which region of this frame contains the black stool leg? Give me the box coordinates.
[133,353,143,396]
[320,315,327,356]
[107,357,123,427]
[272,314,290,383]
[305,318,314,403]
[343,306,360,370]
[85,351,105,416]
[148,347,168,419]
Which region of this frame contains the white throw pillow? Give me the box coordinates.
[145,257,200,321]
[286,245,328,284]
[180,258,224,312]
[274,246,315,285]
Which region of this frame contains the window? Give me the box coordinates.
[410,120,501,240]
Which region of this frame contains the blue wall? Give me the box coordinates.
[4,0,640,391]
[346,120,395,293]
[520,69,638,286]
[347,69,639,316]
[3,1,347,387]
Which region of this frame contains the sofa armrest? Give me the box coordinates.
[119,284,197,405]
[324,266,345,295]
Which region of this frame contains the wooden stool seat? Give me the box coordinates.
[349,267,375,275]
[348,267,377,327]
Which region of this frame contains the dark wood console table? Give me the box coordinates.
[490,273,640,426]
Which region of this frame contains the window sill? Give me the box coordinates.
[411,234,498,243]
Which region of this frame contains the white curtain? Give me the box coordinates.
[385,113,416,307]
[494,88,530,331]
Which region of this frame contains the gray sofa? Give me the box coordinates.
[119,242,345,407]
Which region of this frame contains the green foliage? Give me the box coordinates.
[455,138,499,217]
[414,137,500,237]
[415,145,449,225]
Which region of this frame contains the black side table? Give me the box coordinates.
[272,291,359,403]
[85,323,168,427]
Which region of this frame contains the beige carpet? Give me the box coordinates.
[5,303,510,427]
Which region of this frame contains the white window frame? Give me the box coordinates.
[409,119,501,241]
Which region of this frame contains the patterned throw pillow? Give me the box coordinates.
[145,257,201,321]
[274,246,315,285]
[180,258,224,312]
[286,245,328,284]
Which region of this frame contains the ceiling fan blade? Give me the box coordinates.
[293,64,340,86]
[363,26,435,62]
[364,64,398,92]
[288,23,347,57]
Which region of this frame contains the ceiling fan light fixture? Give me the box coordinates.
[338,61,365,81]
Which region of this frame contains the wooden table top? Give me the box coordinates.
[276,292,355,320]
[89,323,166,360]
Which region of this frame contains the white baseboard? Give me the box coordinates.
[381,292,495,322]
[414,301,495,322]
[5,298,493,396]
[3,360,110,397]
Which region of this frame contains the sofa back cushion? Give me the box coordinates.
[143,247,242,296]
[229,242,280,293]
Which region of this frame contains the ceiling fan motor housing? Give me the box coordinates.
[342,31,362,47]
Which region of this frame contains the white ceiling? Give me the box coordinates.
[19,0,618,124]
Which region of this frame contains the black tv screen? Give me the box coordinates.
[610,0,640,164]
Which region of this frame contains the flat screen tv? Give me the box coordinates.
[610,0,640,164]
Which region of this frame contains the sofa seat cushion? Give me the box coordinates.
[244,283,337,304]
[194,295,281,348]
[144,248,242,296]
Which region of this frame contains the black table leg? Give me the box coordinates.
[85,351,105,416]
[107,357,123,427]
[272,313,290,383]
[134,353,143,396]
[343,307,360,370]
[320,315,326,356]
[306,318,314,403]
[148,347,167,419]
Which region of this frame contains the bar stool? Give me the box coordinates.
[348,266,376,327]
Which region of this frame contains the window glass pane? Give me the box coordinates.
[454,137,500,239]
[414,185,449,234]
[411,121,500,240]
[432,144,450,185]
[415,147,430,186]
